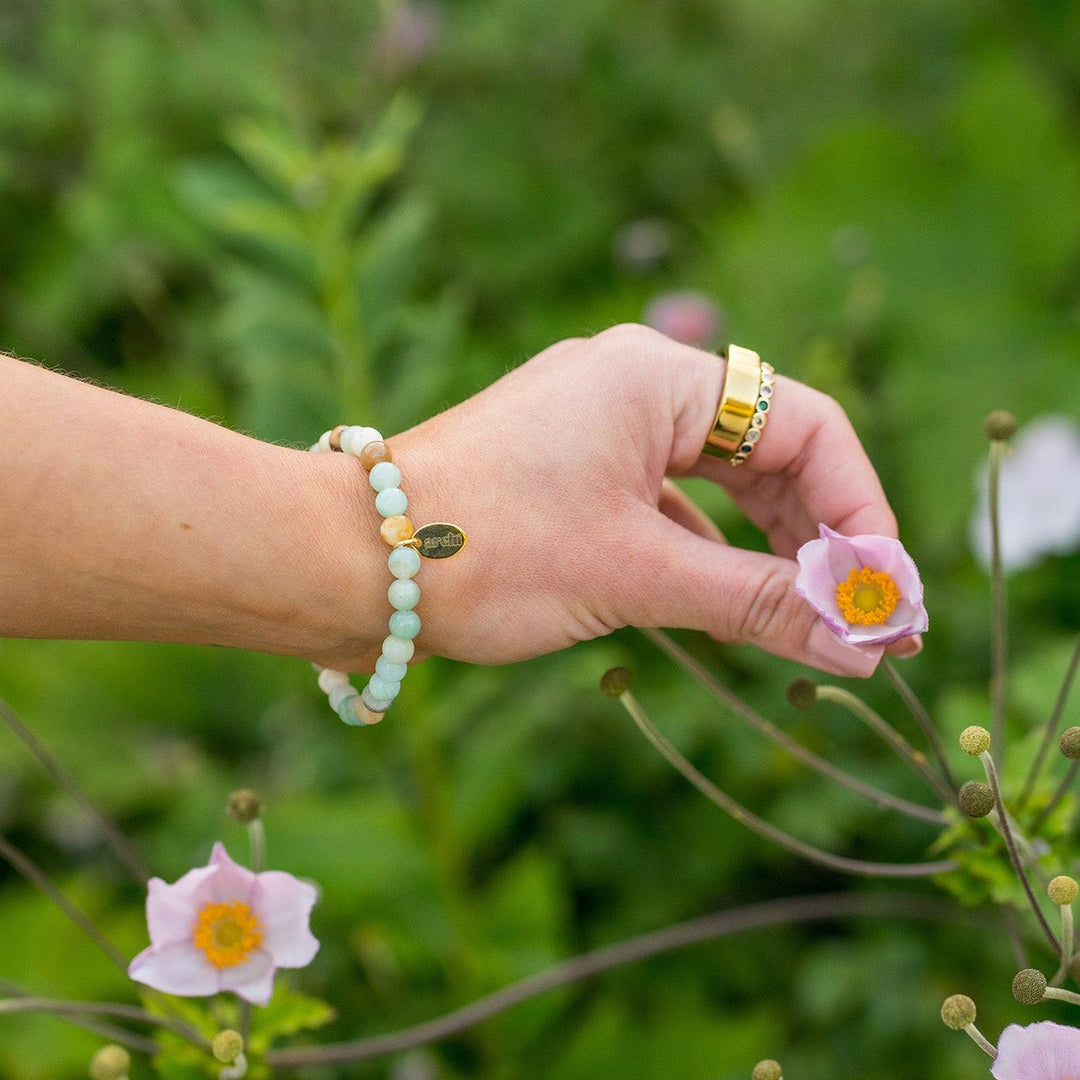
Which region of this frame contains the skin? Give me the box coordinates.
[0,326,920,679]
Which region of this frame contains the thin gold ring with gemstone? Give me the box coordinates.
[702,345,773,462]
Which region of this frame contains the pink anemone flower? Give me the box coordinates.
[991,1020,1080,1079]
[795,524,928,646]
[128,842,318,1006]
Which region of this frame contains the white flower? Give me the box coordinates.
[970,415,1080,572]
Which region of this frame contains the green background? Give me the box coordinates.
[1,1,1079,1076]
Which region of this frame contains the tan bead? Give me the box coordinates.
[379,514,414,546]
[328,425,349,451]
[359,440,392,470]
[352,699,386,725]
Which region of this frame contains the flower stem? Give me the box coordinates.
[619,689,957,879]
[814,685,955,806]
[1019,633,1080,811]
[963,1022,998,1059]
[988,438,1009,767]
[881,659,958,793]
[0,696,149,882]
[979,751,1059,954]
[1043,985,1080,1006]
[265,891,967,1068]
[1051,904,1075,987]
[641,629,947,825]
[0,833,130,973]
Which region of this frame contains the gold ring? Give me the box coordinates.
[702,345,774,462]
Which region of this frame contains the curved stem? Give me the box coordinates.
[1051,904,1075,987]
[266,891,966,1068]
[0,833,130,973]
[620,689,957,879]
[988,438,1008,765]
[980,751,1059,953]
[1019,634,1080,810]
[0,996,208,1048]
[0,696,149,882]
[881,660,958,793]
[815,685,955,806]
[641,629,947,825]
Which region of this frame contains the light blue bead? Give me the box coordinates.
[336,694,362,725]
[375,655,408,682]
[388,609,421,639]
[387,545,421,579]
[362,684,394,713]
[388,578,420,611]
[382,635,415,664]
[366,673,401,701]
[368,461,402,492]
[375,487,408,517]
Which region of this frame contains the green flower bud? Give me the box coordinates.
[600,667,633,698]
[958,780,995,818]
[984,410,1017,441]
[212,1029,245,1064]
[227,789,262,823]
[1060,727,1080,760]
[1049,875,1080,906]
[89,1045,131,1080]
[940,993,977,1030]
[1012,968,1048,1005]
[958,725,991,756]
[751,1061,783,1080]
[785,679,818,711]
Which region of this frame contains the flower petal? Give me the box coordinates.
[253,871,320,968]
[206,842,258,905]
[991,1020,1080,1079]
[128,941,221,998]
[145,866,218,947]
[217,948,277,1005]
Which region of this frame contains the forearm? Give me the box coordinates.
[0,356,386,666]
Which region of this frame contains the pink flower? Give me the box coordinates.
[991,1020,1080,1079]
[128,842,318,1005]
[795,524,928,646]
[643,291,722,349]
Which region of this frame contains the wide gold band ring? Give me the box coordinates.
[701,345,775,464]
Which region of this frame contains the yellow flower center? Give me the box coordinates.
[835,567,900,626]
[192,900,263,969]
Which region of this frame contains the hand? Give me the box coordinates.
[395,324,917,676]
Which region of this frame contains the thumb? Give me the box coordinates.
[615,512,883,677]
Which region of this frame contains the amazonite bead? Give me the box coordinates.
[362,685,394,713]
[328,683,357,710]
[388,578,420,611]
[388,609,421,639]
[368,461,402,492]
[387,545,421,579]
[337,694,362,725]
[382,635,415,664]
[340,425,382,455]
[366,673,401,701]
[317,668,351,694]
[375,655,408,682]
[375,487,408,517]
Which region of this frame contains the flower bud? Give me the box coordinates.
[212,1029,245,1064]
[958,725,990,756]
[227,789,263,823]
[751,1061,783,1080]
[1049,875,1080,906]
[89,1045,131,1080]
[1011,968,1048,1005]
[1060,727,1080,759]
[600,667,633,698]
[940,993,977,1030]
[984,410,1018,441]
[785,679,818,711]
[958,780,995,818]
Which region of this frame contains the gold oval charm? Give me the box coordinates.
[413,522,467,560]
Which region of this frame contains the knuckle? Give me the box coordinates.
[738,569,798,645]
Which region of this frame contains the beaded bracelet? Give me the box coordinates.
[309,424,466,726]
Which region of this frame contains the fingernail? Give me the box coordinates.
[887,634,923,659]
[808,621,883,678]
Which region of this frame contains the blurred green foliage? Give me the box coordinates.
[1,0,1079,1077]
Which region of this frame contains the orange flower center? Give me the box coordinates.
[835,567,900,626]
[192,900,263,969]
